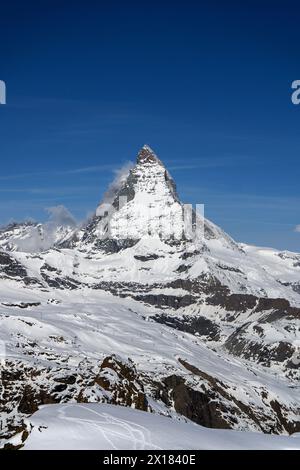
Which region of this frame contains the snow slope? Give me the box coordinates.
[23,403,300,450]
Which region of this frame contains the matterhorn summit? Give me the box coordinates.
[71,145,204,252]
[65,145,239,254]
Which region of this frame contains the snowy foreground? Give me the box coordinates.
[22,403,300,450]
[1,270,300,447]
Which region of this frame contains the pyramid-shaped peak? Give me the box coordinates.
[137,145,164,166]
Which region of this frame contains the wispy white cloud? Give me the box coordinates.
[66,164,116,174]
[96,161,134,214]
[294,225,300,233]
[0,185,102,195]
[181,186,300,211]
[0,164,117,181]
[46,205,77,226]
[167,154,258,171]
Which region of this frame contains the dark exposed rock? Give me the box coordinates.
[40,271,81,290]
[53,375,77,385]
[0,252,28,278]
[41,263,60,273]
[152,313,220,340]
[1,302,41,309]
[180,250,201,260]
[176,264,190,273]
[176,358,300,434]
[133,293,196,309]
[269,399,300,434]
[253,324,264,337]
[134,254,161,261]
[94,355,148,411]
[206,288,300,324]
[207,293,257,312]
[262,307,300,322]
[216,264,244,274]
[224,324,297,365]
[93,238,138,254]
[159,374,231,429]
[18,385,58,415]
[52,383,68,393]
[269,342,295,362]
[0,356,148,446]
[150,359,281,432]
[0,252,41,286]
[255,297,290,313]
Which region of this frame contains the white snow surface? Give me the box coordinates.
[23,403,300,450]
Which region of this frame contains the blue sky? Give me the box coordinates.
[0,0,299,250]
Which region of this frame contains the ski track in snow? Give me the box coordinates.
[23,404,300,450]
[58,404,160,450]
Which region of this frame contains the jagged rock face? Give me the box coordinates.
[0,355,148,447]
[0,252,28,278]
[173,359,300,434]
[94,355,148,411]
[0,251,41,286]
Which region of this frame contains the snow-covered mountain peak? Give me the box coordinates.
[60,146,245,255]
[74,146,187,249]
[137,144,164,166]
[129,145,178,200]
